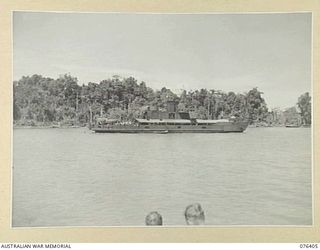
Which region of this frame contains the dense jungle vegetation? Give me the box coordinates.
[13,74,311,127]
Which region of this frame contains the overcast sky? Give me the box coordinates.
[13,12,311,109]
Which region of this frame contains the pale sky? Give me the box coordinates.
[13,12,311,109]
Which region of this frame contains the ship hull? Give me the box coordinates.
[92,121,248,133]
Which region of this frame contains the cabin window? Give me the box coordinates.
[177,126,181,128]
[202,126,207,129]
[144,126,150,129]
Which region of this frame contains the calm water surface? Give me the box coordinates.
[12,127,312,226]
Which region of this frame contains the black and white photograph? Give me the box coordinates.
[12,11,312,227]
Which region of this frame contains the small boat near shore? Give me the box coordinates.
[285,124,301,128]
[157,130,169,134]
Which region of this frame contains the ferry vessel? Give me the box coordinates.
[92,118,248,133]
[91,102,248,133]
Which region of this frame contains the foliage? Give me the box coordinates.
[283,107,301,125]
[297,92,312,125]
[246,88,269,124]
[13,74,278,126]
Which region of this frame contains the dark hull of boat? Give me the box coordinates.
[92,122,248,133]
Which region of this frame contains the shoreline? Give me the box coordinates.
[13,124,310,129]
[13,125,85,129]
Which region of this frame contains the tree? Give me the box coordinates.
[246,88,269,124]
[297,92,311,125]
[13,101,21,120]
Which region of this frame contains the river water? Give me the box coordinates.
[12,127,312,227]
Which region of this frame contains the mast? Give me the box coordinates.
[207,98,210,119]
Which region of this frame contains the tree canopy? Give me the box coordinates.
[297,92,312,125]
[13,74,310,127]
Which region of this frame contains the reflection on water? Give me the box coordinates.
[12,127,312,226]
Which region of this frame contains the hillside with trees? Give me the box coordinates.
[13,74,310,127]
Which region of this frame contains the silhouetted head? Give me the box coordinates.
[145,211,163,226]
[184,203,205,225]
